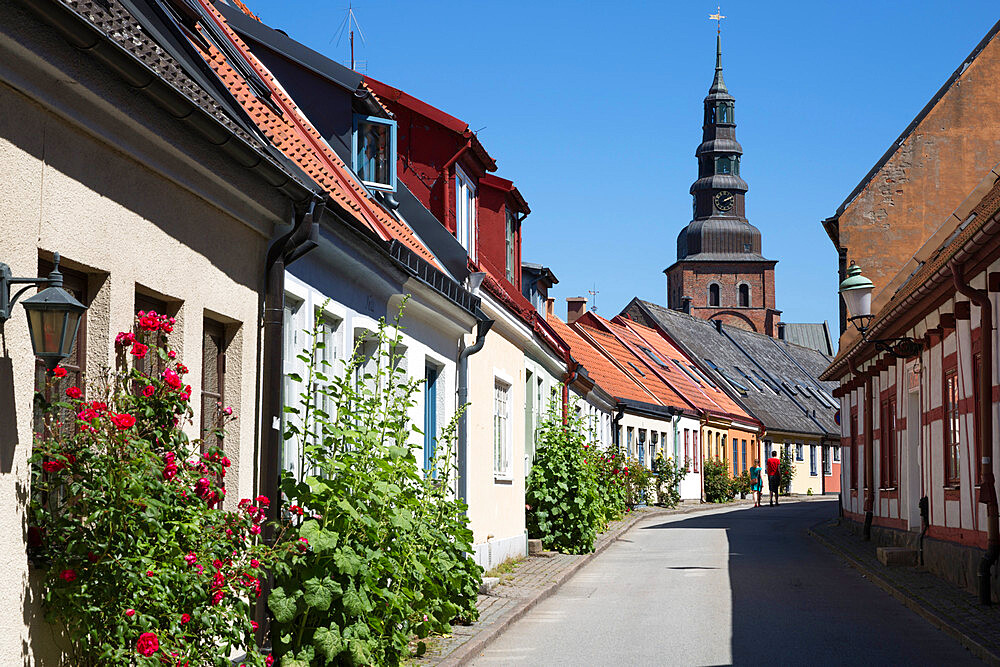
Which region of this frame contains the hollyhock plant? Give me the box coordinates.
[29,313,292,666]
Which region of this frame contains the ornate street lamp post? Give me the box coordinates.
[839,261,922,359]
[0,253,87,369]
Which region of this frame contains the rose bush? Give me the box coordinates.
[30,312,289,666]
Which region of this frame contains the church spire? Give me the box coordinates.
[710,33,727,94]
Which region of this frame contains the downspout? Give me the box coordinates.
[255,195,321,645]
[457,315,494,503]
[863,370,875,541]
[563,360,579,426]
[441,139,472,230]
[612,404,626,452]
[952,260,998,604]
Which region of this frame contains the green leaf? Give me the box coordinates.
[268,586,300,625]
[313,625,343,662]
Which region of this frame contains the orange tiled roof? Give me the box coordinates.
[572,318,690,411]
[194,1,440,268]
[617,317,755,422]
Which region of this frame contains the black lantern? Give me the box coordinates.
[0,253,87,370]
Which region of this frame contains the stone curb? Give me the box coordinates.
[438,501,756,666]
[808,523,1000,667]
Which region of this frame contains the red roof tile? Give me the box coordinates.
[193,1,441,268]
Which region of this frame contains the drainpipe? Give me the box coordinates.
[457,314,494,502]
[863,371,875,541]
[952,260,997,604]
[256,195,322,645]
[440,139,471,229]
[563,360,579,425]
[612,404,626,452]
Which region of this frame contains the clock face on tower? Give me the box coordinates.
[714,191,735,212]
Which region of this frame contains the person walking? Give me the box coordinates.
[766,450,781,506]
[749,459,763,507]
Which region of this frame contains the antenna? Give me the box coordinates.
[333,3,367,71]
[588,285,599,315]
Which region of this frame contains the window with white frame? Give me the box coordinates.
[352,115,396,191]
[455,164,477,260]
[810,445,817,476]
[823,445,832,475]
[494,379,512,479]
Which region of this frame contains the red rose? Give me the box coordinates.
[59,569,76,583]
[125,608,136,617]
[42,460,66,473]
[265,655,274,666]
[65,386,82,399]
[110,413,136,430]
[180,613,191,624]
[176,364,189,375]
[162,368,182,390]
[136,631,159,657]
[163,463,179,480]
[167,350,177,359]
[130,343,148,359]
[51,366,67,378]
[142,385,155,397]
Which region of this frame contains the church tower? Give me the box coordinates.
[664,34,780,336]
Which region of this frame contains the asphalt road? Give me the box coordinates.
[469,499,981,666]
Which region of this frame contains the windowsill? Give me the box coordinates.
[810,473,818,477]
[494,476,513,485]
[879,488,899,499]
[943,487,960,501]
[850,489,858,497]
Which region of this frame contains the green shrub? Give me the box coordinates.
[779,449,796,495]
[526,407,600,554]
[29,312,280,666]
[651,451,687,507]
[621,457,652,509]
[703,458,733,503]
[731,471,752,498]
[589,445,627,530]
[271,306,481,666]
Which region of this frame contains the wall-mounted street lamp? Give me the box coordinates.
[0,253,87,370]
[839,260,922,359]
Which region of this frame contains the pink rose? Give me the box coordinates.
[163,463,179,480]
[250,524,261,535]
[142,385,155,397]
[223,406,233,416]
[136,631,158,657]
[115,331,135,346]
[194,478,210,498]
[220,456,231,468]
[184,552,197,566]
[211,590,224,605]
[130,343,148,359]
[250,559,260,569]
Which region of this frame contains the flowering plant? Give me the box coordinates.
[29,312,287,666]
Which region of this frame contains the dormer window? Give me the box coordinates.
[455,164,477,260]
[352,115,397,191]
[505,207,517,283]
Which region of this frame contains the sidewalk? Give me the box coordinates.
[810,518,1000,665]
[414,499,759,666]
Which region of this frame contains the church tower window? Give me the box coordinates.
[709,283,721,307]
[739,283,750,307]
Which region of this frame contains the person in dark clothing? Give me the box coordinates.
[765,450,781,506]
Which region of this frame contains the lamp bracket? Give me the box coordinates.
[0,253,65,323]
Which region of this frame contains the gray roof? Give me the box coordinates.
[624,299,839,439]
[780,322,835,356]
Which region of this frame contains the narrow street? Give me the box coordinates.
[470,499,981,666]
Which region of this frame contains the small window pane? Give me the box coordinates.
[355,119,393,188]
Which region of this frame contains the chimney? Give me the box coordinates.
[714,319,724,333]
[681,296,692,314]
[545,297,555,321]
[777,322,786,340]
[566,297,588,324]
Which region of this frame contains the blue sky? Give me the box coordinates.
[245,1,997,334]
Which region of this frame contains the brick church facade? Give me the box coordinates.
[665,35,781,336]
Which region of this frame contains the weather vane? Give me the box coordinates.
[709,5,725,34]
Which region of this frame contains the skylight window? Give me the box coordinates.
[688,364,717,388]
[734,366,762,391]
[704,358,748,394]
[353,115,397,192]
[753,370,777,394]
[672,359,702,385]
[627,361,646,377]
[782,381,797,395]
[639,346,670,369]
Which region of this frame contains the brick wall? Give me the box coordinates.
[666,261,779,334]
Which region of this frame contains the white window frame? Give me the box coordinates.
[494,378,512,481]
[455,164,477,261]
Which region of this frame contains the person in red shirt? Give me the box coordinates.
[765,450,782,506]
